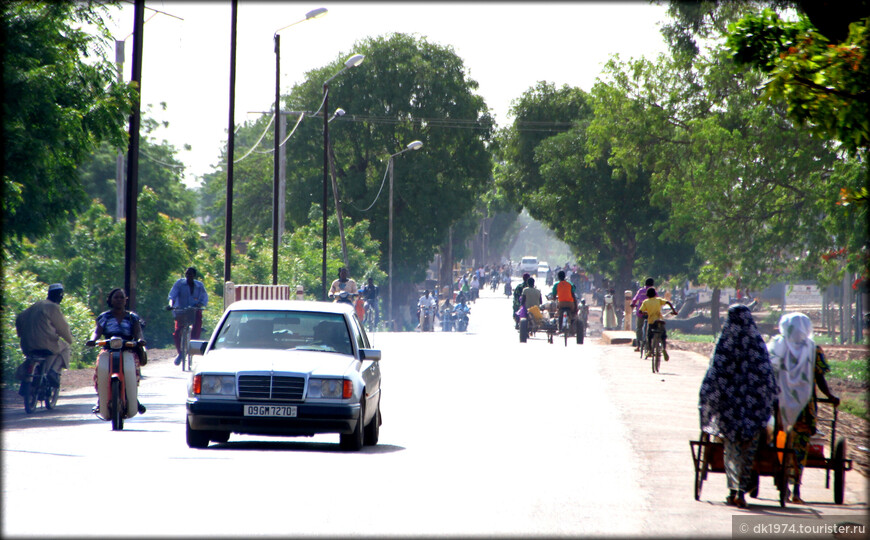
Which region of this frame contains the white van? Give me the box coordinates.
[519,256,538,274]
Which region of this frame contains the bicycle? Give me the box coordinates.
[168,305,203,372]
[648,321,665,373]
[364,300,377,332]
[638,317,649,359]
[20,352,61,413]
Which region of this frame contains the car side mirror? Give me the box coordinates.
[189,340,208,356]
[360,348,381,361]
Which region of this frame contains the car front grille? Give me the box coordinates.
[237,375,305,401]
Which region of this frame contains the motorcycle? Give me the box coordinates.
[330,290,356,306]
[19,351,61,414]
[88,337,141,430]
[420,305,434,332]
[440,307,455,332]
[363,299,377,331]
[453,303,471,332]
[490,275,499,291]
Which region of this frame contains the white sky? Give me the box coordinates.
[103,1,671,184]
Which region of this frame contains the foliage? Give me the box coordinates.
[727,10,870,153]
[2,0,137,238]
[8,191,223,349]
[231,208,385,300]
[585,49,862,292]
[78,105,196,220]
[2,268,96,384]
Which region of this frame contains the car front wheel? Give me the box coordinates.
[186,418,210,449]
[340,401,365,451]
[364,404,380,446]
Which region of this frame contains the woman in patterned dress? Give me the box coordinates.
[698,304,778,508]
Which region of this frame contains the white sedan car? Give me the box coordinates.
[185,300,382,451]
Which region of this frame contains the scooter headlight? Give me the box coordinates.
[109,337,124,349]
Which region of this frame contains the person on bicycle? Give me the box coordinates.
[329,267,359,305]
[15,283,73,396]
[631,278,655,351]
[639,287,676,361]
[360,277,379,326]
[550,270,578,332]
[168,267,208,366]
[86,288,147,414]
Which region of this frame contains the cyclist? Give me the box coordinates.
[551,270,578,332]
[360,277,379,326]
[168,267,208,366]
[631,277,655,351]
[639,287,677,361]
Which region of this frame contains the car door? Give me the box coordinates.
[349,314,380,419]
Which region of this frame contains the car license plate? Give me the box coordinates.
[243,405,297,417]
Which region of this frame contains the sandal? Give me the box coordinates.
[735,493,748,508]
[790,495,805,504]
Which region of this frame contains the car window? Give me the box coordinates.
[349,314,368,350]
[212,310,353,355]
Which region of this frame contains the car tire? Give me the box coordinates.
[186,418,210,449]
[210,431,230,444]
[340,400,365,451]
[364,403,380,446]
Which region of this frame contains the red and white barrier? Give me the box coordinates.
[223,282,292,311]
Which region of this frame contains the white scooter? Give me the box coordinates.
[88,337,141,430]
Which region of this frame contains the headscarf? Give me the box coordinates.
[699,305,778,441]
[767,312,816,429]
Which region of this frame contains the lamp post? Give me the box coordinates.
[326,108,350,269]
[272,7,327,285]
[387,140,423,330]
[321,54,364,300]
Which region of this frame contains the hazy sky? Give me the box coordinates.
[102,1,671,183]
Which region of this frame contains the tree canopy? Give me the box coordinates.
[2,0,136,238]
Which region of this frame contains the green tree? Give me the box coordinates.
[202,33,494,286]
[79,107,196,220]
[2,1,136,239]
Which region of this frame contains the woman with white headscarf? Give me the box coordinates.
[768,312,839,504]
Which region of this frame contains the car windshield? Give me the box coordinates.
[211,310,353,355]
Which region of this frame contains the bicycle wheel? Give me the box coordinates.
[181,326,191,371]
[22,381,38,414]
[44,375,60,410]
[653,335,662,373]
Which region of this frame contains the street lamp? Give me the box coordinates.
[272,7,327,285]
[321,54,364,300]
[387,140,423,329]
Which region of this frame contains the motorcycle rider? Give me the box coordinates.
[328,267,359,305]
[15,283,73,395]
[360,277,380,326]
[551,270,578,332]
[417,289,436,330]
[86,288,147,414]
[167,267,208,366]
[512,273,531,328]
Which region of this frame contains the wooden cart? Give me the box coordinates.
[689,398,852,506]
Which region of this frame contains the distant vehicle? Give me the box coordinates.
[519,256,538,275]
[537,262,550,276]
[185,300,382,451]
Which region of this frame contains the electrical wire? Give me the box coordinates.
[233,113,274,163]
[347,161,391,213]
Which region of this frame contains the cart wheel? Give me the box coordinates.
[834,437,847,504]
[519,318,528,343]
[694,433,711,501]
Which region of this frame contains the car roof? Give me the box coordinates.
[226,300,354,315]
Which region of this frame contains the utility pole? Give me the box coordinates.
[224,0,238,283]
[123,0,144,310]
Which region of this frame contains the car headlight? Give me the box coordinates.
[198,374,236,396]
[308,378,352,399]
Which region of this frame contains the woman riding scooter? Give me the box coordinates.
[86,288,147,415]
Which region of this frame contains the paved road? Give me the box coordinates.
[2,285,867,537]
